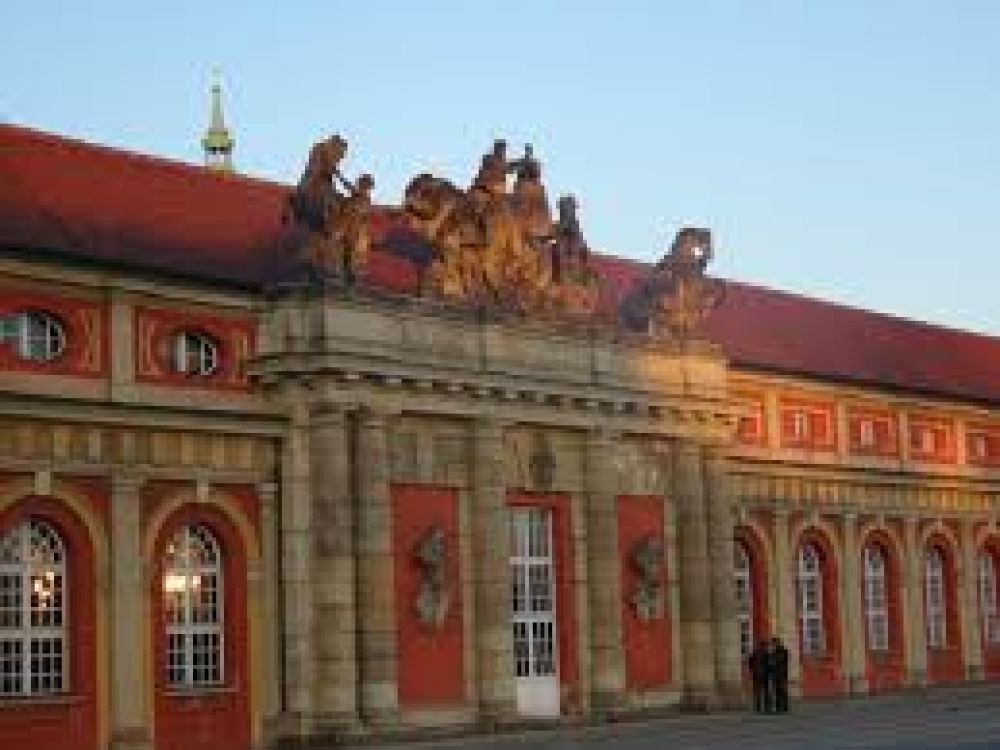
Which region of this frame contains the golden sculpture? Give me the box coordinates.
[288,135,373,282]
[403,140,601,315]
[618,228,724,340]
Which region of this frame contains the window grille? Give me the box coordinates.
[863,544,889,651]
[925,547,947,648]
[163,525,224,688]
[797,542,824,656]
[173,331,219,376]
[0,519,67,696]
[0,311,66,362]
[979,551,1000,646]
[734,541,753,658]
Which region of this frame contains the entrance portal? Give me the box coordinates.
[510,506,560,716]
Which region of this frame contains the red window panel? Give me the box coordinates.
[967,426,1000,467]
[779,397,836,451]
[735,394,766,446]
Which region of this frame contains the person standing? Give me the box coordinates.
[770,636,790,712]
[748,640,771,713]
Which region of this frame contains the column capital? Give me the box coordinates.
[257,481,279,505]
[358,405,399,428]
[309,398,352,425]
[111,469,145,495]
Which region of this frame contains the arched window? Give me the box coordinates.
[734,541,753,658]
[162,524,223,687]
[925,547,947,648]
[797,542,824,655]
[979,551,1000,646]
[0,519,67,695]
[863,544,889,651]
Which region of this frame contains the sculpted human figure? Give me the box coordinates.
[471,138,510,197]
[510,144,552,241]
[289,134,372,282]
[337,173,374,282]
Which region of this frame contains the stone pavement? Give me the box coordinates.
[341,684,1000,750]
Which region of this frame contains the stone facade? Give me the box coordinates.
[1,124,999,750]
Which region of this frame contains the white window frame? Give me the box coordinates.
[0,311,66,363]
[859,419,876,449]
[970,435,988,462]
[0,519,68,696]
[173,331,220,376]
[797,542,824,656]
[862,544,889,651]
[163,524,224,689]
[791,410,809,441]
[734,541,753,658]
[979,550,1000,646]
[925,547,947,649]
[918,427,935,455]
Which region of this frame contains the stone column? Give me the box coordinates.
[356,408,399,724]
[257,481,282,740]
[310,402,359,730]
[585,429,626,714]
[773,508,801,694]
[673,439,717,708]
[110,471,152,750]
[471,417,516,724]
[841,512,867,695]
[959,517,984,681]
[703,446,743,706]
[281,402,316,736]
[902,515,927,687]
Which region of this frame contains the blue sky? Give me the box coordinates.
[3,1,998,334]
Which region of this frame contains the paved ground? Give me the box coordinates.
[348,684,1000,750]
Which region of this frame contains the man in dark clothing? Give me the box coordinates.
[768,637,790,712]
[748,640,771,713]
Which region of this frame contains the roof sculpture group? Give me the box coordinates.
[288,134,722,339]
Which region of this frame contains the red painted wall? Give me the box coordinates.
[0,287,108,379]
[151,504,251,750]
[797,529,844,697]
[392,484,465,706]
[861,531,905,692]
[617,495,670,690]
[134,306,254,391]
[0,495,100,750]
[507,492,579,713]
[924,535,964,684]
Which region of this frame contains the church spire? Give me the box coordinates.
[202,73,235,171]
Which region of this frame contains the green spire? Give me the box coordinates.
[202,73,234,171]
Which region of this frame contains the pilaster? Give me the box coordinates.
[585,428,626,714]
[310,402,360,730]
[109,470,152,750]
[840,512,867,695]
[356,408,399,724]
[673,439,717,708]
[773,507,801,694]
[703,445,742,706]
[959,517,984,681]
[471,417,516,723]
[903,515,927,687]
[280,401,316,736]
[257,480,282,743]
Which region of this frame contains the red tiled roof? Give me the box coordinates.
[2,123,998,404]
